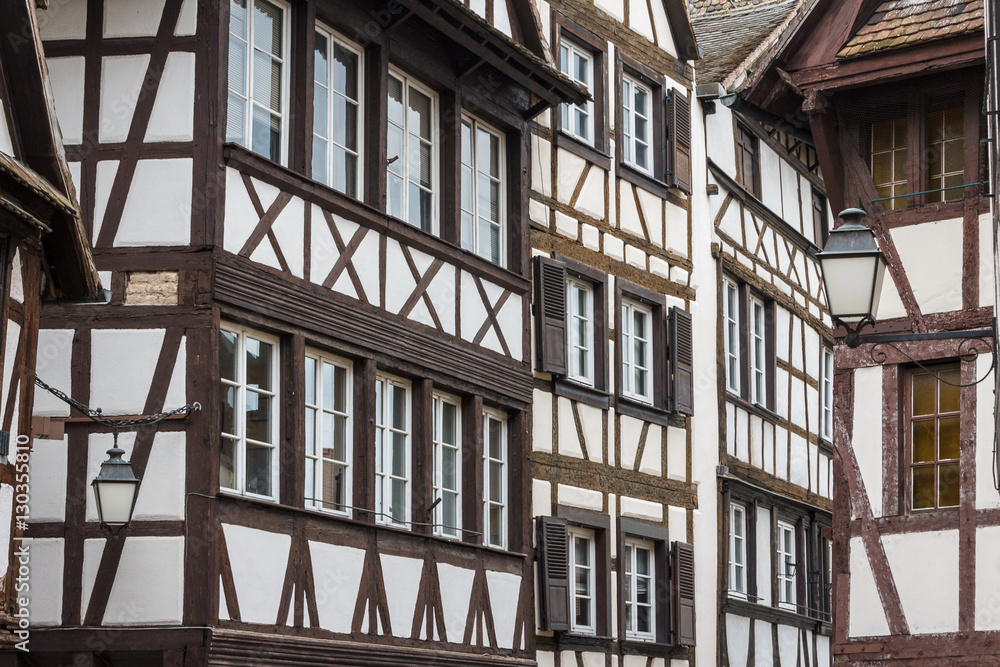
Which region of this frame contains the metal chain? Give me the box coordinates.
[34,376,201,430]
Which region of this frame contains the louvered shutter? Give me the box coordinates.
[534,256,567,375]
[536,516,571,631]
[671,541,696,646]
[669,306,694,415]
[667,90,692,195]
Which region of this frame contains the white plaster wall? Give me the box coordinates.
[26,436,68,521]
[882,530,959,634]
[85,431,185,521]
[104,536,183,624]
[557,483,603,511]
[755,506,772,606]
[849,536,890,637]
[0,485,11,582]
[309,541,365,633]
[46,57,86,145]
[34,329,75,417]
[81,538,104,618]
[24,537,64,626]
[776,625,797,666]
[146,52,195,142]
[90,329,186,415]
[975,526,1000,630]
[38,0,89,40]
[977,351,1000,509]
[852,366,883,517]
[438,563,475,642]
[755,620,774,667]
[114,158,193,246]
[0,101,14,157]
[725,614,750,667]
[104,0,166,37]
[486,570,521,649]
[890,218,964,315]
[380,554,422,638]
[221,523,290,624]
[99,55,151,143]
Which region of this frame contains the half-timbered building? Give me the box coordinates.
[0,0,102,645]
[743,0,996,664]
[23,0,586,663]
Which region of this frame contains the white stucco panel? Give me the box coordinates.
[619,183,645,239]
[890,218,963,314]
[975,526,1000,629]
[532,389,553,453]
[104,0,166,37]
[176,0,198,35]
[24,537,64,626]
[81,538,105,619]
[223,167,259,254]
[309,541,365,633]
[557,483,603,512]
[27,436,67,521]
[486,570,521,649]
[0,486,10,581]
[977,353,999,509]
[35,330,74,417]
[555,149,586,206]
[576,402,603,463]
[380,554,423,638]
[495,285,522,359]
[849,536,890,637]
[755,506,771,606]
[852,366,883,517]
[594,0,624,22]
[576,166,605,222]
[754,620,774,667]
[222,524,291,624]
[530,136,551,197]
[99,55,151,143]
[883,530,959,633]
[776,624,798,667]
[146,52,195,142]
[638,424,662,476]
[39,0,88,40]
[115,158,192,246]
[420,264,456,336]
[85,431,185,521]
[620,496,662,522]
[105,536,184,624]
[0,102,13,157]
[90,329,185,415]
[725,614,750,667]
[46,57,86,145]
[269,195,305,278]
[437,562,475,642]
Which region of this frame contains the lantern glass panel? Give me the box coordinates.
[94,480,138,525]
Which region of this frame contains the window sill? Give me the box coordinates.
[618,638,679,656]
[618,162,668,198]
[553,131,612,171]
[818,437,834,455]
[728,394,780,425]
[616,396,673,427]
[554,378,610,409]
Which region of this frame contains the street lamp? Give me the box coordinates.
[91,440,140,536]
[816,208,888,347]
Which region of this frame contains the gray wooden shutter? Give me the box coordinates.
[669,306,694,416]
[536,516,571,631]
[667,90,692,195]
[534,256,567,375]
[672,541,696,646]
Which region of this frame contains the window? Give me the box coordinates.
[909,367,961,510]
[621,299,652,404]
[304,352,352,514]
[736,123,760,198]
[729,504,747,597]
[776,521,796,609]
[461,117,505,265]
[871,117,908,210]
[927,107,964,203]
[621,75,651,174]
[387,72,437,233]
[812,189,828,247]
[484,410,507,548]
[569,527,596,633]
[220,326,279,500]
[227,0,288,164]
[431,394,461,537]
[566,278,594,386]
[723,279,740,394]
[559,41,594,145]
[375,375,410,527]
[623,540,655,640]
[821,347,834,442]
[312,28,362,197]
[749,296,767,406]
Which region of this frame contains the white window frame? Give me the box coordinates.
[729,503,747,598]
[569,527,596,634]
[312,25,363,198]
[621,299,653,405]
[559,40,595,145]
[460,115,506,266]
[220,324,280,501]
[723,279,741,394]
[749,295,767,406]
[432,393,462,539]
[227,0,290,165]
[776,520,796,610]
[821,347,834,441]
[623,538,656,641]
[386,69,439,234]
[566,278,595,387]
[483,409,507,549]
[375,374,411,528]
[304,350,353,516]
[621,75,652,174]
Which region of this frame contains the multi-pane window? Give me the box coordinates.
[622,75,651,173]
[623,540,654,640]
[220,327,278,499]
[484,410,507,548]
[871,117,908,210]
[910,367,961,510]
[559,41,594,145]
[387,72,436,232]
[621,299,652,404]
[776,521,796,608]
[461,117,505,265]
[927,107,964,203]
[736,123,759,197]
[729,503,746,597]
[723,279,740,394]
[432,394,461,538]
[304,353,351,514]
[569,528,596,633]
[227,0,287,163]
[749,296,767,406]
[375,375,410,527]
[566,278,594,386]
[821,347,834,441]
[312,28,362,197]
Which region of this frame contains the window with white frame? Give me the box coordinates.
[559,41,594,145]
[566,278,594,386]
[387,72,437,233]
[821,347,834,441]
[569,527,596,634]
[312,27,362,198]
[220,326,279,500]
[227,0,288,164]
[375,375,410,527]
[621,299,653,404]
[484,410,507,548]
[724,279,740,394]
[623,539,655,640]
[304,352,352,514]
[749,296,767,406]
[729,503,747,597]
[622,75,651,173]
[776,521,796,608]
[432,394,461,538]
[461,117,505,265]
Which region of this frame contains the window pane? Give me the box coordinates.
[334,366,348,412]
[245,338,272,390]
[391,478,406,522]
[872,120,893,152]
[229,34,247,96]
[222,385,237,435]
[252,51,281,112]
[391,385,406,428]
[408,88,432,140]
[231,0,248,37]
[912,420,935,463]
[245,442,271,496]
[226,92,246,145]
[392,432,406,477]
[251,105,281,162]
[442,402,457,445]
[940,371,960,411]
[939,462,960,507]
[253,0,282,56]
[939,415,960,460]
[313,32,328,83]
[913,466,935,509]
[220,331,238,381]
[245,391,271,443]
[221,437,236,489]
[312,136,328,185]
[333,44,358,99]
[945,107,963,139]
[912,373,935,416]
[305,405,316,456]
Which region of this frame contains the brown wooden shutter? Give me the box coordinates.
[667,90,692,195]
[669,306,694,416]
[534,256,567,375]
[671,541,696,646]
[536,516,571,631]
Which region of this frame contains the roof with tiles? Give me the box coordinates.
[691,0,799,83]
[838,0,983,59]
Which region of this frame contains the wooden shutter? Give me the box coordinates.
[536,516,571,631]
[534,256,567,375]
[671,541,696,646]
[667,90,692,195]
[669,306,694,416]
